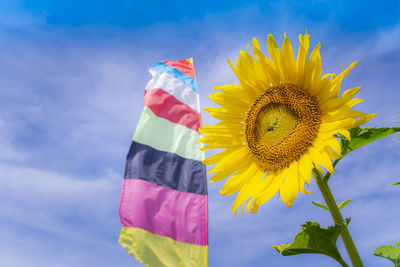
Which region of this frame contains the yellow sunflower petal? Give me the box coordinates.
[209,168,239,183]
[202,146,240,165]
[321,87,361,112]
[353,113,377,127]
[220,161,262,196]
[297,153,313,184]
[208,146,251,174]
[197,134,242,147]
[279,162,299,207]
[296,33,310,86]
[213,84,254,100]
[252,37,280,82]
[227,58,259,97]
[267,34,282,77]
[204,107,245,122]
[347,98,364,108]
[327,62,358,99]
[249,169,286,213]
[298,163,312,195]
[318,128,351,141]
[281,33,297,82]
[298,183,312,195]
[323,103,354,122]
[231,164,266,215]
[309,147,334,174]
[237,50,270,93]
[199,123,242,137]
[307,43,322,96]
[209,92,250,110]
[325,146,342,160]
[298,166,312,195]
[314,136,341,154]
[319,120,344,133]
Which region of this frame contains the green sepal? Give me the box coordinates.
[312,199,352,210]
[392,181,400,186]
[312,201,328,210]
[340,127,400,156]
[337,199,352,209]
[374,241,400,266]
[273,219,351,267]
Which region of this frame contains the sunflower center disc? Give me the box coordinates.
[244,83,322,171]
[255,103,300,147]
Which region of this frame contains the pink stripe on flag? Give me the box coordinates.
[144,88,201,131]
[119,179,208,246]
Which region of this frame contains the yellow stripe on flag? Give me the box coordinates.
[119,226,208,267]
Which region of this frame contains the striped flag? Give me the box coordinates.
[119,58,208,267]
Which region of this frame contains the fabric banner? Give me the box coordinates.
[119,58,208,267]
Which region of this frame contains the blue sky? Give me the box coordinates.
[1,0,400,266]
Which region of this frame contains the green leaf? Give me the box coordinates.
[392,181,400,186]
[312,199,352,210]
[374,241,400,266]
[337,199,352,210]
[273,220,350,267]
[340,127,400,156]
[312,201,328,210]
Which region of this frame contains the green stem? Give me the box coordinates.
[313,169,364,267]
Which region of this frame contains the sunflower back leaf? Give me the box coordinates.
[392,181,400,186]
[340,127,400,156]
[273,220,350,267]
[373,241,400,267]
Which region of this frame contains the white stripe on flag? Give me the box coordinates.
[146,70,200,112]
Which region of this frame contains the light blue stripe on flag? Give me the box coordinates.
[150,62,198,93]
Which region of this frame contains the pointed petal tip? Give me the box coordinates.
[245,44,250,53]
[267,34,276,43]
[220,188,229,196]
[250,202,259,214]
[202,158,211,164]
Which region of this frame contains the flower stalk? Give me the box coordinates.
[313,168,364,267]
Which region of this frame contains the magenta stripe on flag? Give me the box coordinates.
[144,89,201,131]
[119,179,208,246]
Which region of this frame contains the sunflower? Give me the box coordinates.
[198,33,375,215]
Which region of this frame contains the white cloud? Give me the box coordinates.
[0,3,399,266]
[0,163,118,237]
